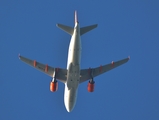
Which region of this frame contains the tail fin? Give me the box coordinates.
[56,24,73,35]
[75,10,78,23]
[80,24,98,35]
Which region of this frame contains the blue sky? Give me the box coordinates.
[1,0,159,120]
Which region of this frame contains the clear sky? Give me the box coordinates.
[1,0,159,120]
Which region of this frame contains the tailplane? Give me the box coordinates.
[56,11,98,36]
[75,10,97,35]
[57,23,97,36]
[56,11,78,36]
[56,24,73,35]
[80,24,98,35]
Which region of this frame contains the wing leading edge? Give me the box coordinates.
[19,55,67,83]
[80,57,130,83]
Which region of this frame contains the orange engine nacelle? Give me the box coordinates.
[87,81,95,92]
[50,81,58,92]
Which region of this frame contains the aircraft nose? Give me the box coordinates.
[64,87,77,112]
[67,108,71,112]
[66,104,74,112]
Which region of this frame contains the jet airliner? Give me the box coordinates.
[19,11,129,112]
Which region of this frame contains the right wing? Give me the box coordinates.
[19,55,67,83]
[80,57,130,83]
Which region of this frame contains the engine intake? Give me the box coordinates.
[50,81,58,92]
[87,81,95,92]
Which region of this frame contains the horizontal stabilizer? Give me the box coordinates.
[56,24,74,35]
[80,24,98,35]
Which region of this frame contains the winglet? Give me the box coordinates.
[128,56,130,60]
[75,10,78,23]
[18,54,21,59]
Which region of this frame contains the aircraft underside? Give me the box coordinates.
[19,11,129,112]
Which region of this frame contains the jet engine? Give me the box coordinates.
[87,81,95,92]
[50,81,58,92]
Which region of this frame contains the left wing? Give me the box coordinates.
[80,57,130,83]
[19,55,67,83]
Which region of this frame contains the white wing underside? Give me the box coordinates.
[19,55,67,83]
[19,55,129,84]
[80,57,129,83]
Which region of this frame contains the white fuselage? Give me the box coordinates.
[64,22,81,112]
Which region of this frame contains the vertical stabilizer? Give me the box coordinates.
[75,10,78,23]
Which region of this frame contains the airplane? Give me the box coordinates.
[19,11,130,112]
